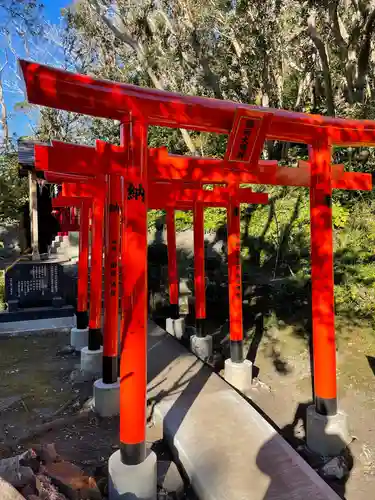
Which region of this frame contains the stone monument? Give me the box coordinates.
[0,140,75,323]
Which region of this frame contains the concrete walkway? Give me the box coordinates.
[0,315,75,336]
[147,321,341,500]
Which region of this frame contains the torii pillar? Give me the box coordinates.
[305,138,351,456]
[223,195,253,393]
[165,208,186,339]
[114,120,157,500]
[52,194,91,345]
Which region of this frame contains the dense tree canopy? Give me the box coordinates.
[35,0,375,167]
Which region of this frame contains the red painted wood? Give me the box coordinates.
[309,140,337,402]
[194,203,205,320]
[20,59,375,145]
[227,201,243,342]
[89,195,105,331]
[52,196,87,208]
[119,121,148,454]
[166,208,178,306]
[36,141,372,191]
[77,202,90,313]
[103,174,121,359]
[23,57,375,423]
[148,186,269,207]
[225,110,273,165]
[119,123,130,351]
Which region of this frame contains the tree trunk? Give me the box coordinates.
[0,73,9,149]
[307,13,335,116]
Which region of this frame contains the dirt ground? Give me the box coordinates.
[0,331,181,499]
[0,332,115,465]
[1,224,374,499]
[0,320,373,499]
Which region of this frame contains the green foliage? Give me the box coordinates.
[0,154,28,222]
[330,200,375,321]
[204,208,227,231]
[332,202,349,229]
[147,210,165,229]
[335,284,375,321]
[148,190,375,323]
[175,211,193,231]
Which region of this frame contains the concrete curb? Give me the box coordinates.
[147,321,341,500]
[0,316,75,337]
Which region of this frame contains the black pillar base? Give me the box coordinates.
[169,303,180,320]
[315,396,337,416]
[88,327,102,351]
[195,318,206,338]
[76,310,88,330]
[103,355,118,385]
[230,340,243,363]
[120,442,146,466]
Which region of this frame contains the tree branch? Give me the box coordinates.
[0,78,9,149]
[175,0,223,99]
[356,7,375,101]
[307,12,335,116]
[86,0,197,154]
[328,2,348,55]
[190,30,222,99]
[88,0,140,51]
[295,71,312,110]
[0,47,9,149]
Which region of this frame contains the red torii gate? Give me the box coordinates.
[35,138,368,189]
[53,206,79,234]
[19,59,373,493]
[50,176,131,396]
[36,137,371,369]
[151,187,268,362]
[41,142,269,364]
[52,195,91,330]
[48,172,106,355]
[45,162,266,418]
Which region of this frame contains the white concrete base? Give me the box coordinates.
[224,359,252,394]
[70,327,89,351]
[306,405,351,457]
[190,334,213,361]
[93,378,120,417]
[80,346,103,375]
[60,235,70,247]
[108,449,157,500]
[166,317,186,339]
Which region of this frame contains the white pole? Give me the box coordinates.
[29,170,40,261]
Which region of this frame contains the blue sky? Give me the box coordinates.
[3,0,71,139]
[44,0,71,23]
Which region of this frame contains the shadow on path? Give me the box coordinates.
[258,401,354,499]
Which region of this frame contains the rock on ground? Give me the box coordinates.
[0,477,26,500]
[43,460,101,500]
